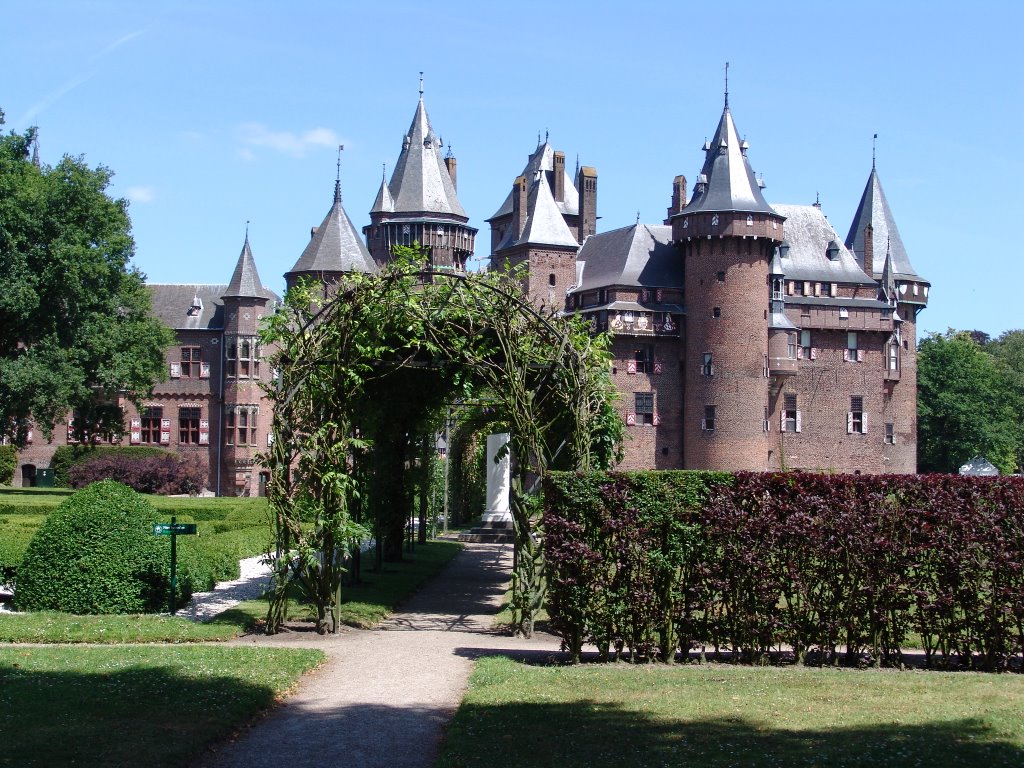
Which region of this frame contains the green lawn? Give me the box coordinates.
[437,658,1024,768]
[0,644,323,768]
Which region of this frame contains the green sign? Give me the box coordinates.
[153,523,197,536]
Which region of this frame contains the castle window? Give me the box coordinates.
[180,347,202,378]
[635,392,654,425]
[702,353,714,376]
[787,332,798,359]
[140,407,162,445]
[713,307,721,319]
[717,271,725,282]
[794,281,805,296]
[178,407,201,445]
[885,422,895,444]
[633,345,654,374]
[889,343,899,371]
[849,395,867,434]
[800,330,812,359]
[702,406,716,432]
[549,273,556,287]
[772,279,783,301]
[225,406,259,446]
[782,394,801,433]
[226,335,260,378]
[845,332,862,362]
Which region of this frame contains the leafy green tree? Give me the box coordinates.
[917,330,1024,474]
[0,111,174,444]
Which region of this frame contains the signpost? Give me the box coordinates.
[152,516,198,613]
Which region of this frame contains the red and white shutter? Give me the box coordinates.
[795,410,802,433]
[653,361,663,375]
[170,362,181,378]
[626,360,637,375]
[810,347,818,360]
[199,419,210,445]
[653,412,661,426]
[843,349,851,362]
[160,418,171,445]
[200,362,211,379]
[626,413,636,426]
[780,412,788,432]
[862,414,869,434]
[130,418,141,445]
[847,412,854,434]
[857,349,865,363]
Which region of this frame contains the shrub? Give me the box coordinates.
[50,445,172,488]
[0,445,15,485]
[69,451,207,495]
[14,481,178,614]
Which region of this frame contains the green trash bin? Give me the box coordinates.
[36,468,55,488]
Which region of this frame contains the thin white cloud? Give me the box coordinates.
[237,123,342,159]
[126,186,155,203]
[16,28,147,126]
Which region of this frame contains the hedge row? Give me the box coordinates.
[69,451,207,495]
[50,446,172,488]
[543,472,1024,671]
[0,445,15,485]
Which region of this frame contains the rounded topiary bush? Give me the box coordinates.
[15,480,170,614]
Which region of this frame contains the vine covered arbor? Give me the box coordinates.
[260,257,622,635]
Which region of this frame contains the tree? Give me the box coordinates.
[0,110,174,444]
[917,330,1024,474]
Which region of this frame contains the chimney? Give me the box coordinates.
[665,174,687,223]
[553,151,565,203]
[513,176,528,239]
[578,166,598,241]
[444,154,458,192]
[863,223,874,277]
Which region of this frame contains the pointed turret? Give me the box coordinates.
[680,104,775,216]
[287,177,377,290]
[879,242,897,304]
[515,172,580,249]
[365,83,477,270]
[845,167,920,281]
[223,234,271,300]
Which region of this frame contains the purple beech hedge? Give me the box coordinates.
[542,471,1024,670]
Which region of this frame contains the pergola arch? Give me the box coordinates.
[261,262,620,635]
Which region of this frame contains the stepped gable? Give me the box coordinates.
[772,204,876,286]
[388,94,467,219]
[287,179,377,282]
[223,235,275,300]
[573,223,681,296]
[682,103,775,215]
[489,140,579,220]
[845,166,921,281]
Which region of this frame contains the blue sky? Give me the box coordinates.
[4,0,1021,337]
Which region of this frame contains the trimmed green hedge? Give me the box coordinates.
[50,445,172,488]
[0,445,15,485]
[15,481,171,614]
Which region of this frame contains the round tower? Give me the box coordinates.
[672,99,785,471]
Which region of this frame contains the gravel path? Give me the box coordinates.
[175,555,272,621]
[191,542,565,768]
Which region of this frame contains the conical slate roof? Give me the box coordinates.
[370,172,395,214]
[386,96,466,218]
[489,141,579,220]
[845,167,921,281]
[682,104,774,215]
[288,181,377,278]
[223,235,273,300]
[516,172,579,249]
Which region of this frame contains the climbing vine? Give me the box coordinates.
[259,257,621,635]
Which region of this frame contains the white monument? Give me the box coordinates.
[484,432,512,522]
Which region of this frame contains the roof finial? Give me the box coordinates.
[537,130,541,147]
[574,154,580,179]
[724,61,730,108]
[334,145,344,203]
[245,220,250,242]
[545,128,549,143]
[872,133,878,170]
[419,71,424,97]
[31,133,40,168]
[636,211,641,225]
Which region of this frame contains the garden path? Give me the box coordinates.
[191,542,564,768]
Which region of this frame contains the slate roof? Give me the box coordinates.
[513,172,579,249]
[489,141,579,220]
[571,223,682,292]
[223,236,275,300]
[772,205,876,286]
[385,96,467,219]
[370,173,395,214]
[287,181,377,278]
[148,284,227,331]
[682,105,774,215]
[845,167,922,281]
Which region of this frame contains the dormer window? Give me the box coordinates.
[826,240,840,261]
[188,294,203,317]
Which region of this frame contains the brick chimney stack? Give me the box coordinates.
[863,223,874,277]
[553,151,565,203]
[665,175,687,223]
[513,176,528,240]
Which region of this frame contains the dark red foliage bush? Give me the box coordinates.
[69,451,207,495]
[543,471,1024,671]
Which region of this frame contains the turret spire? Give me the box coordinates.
[872,133,878,170]
[334,145,344,203]
[724,61,730,108]
[419,71,424,97]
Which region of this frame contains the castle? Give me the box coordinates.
[13,86,928,490]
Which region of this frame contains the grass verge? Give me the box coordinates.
[437,658,1024,768]
[0,644,323,768]
[1,539,463,642]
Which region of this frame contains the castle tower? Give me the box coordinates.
[285,171,377,294]
[363,83,477,270]
[846,163,928,472]
[221,235,274,495]
[671,96,785,470]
